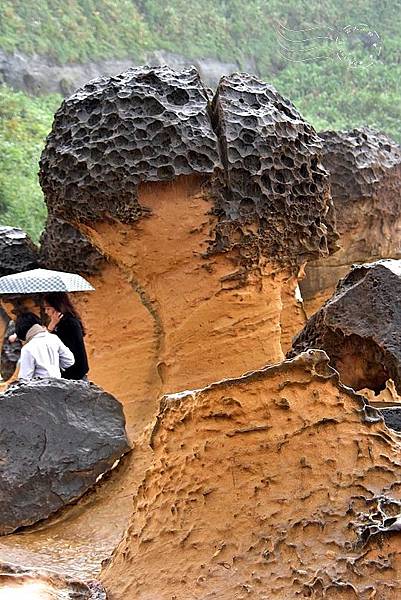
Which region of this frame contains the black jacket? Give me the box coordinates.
[54,314,89,380]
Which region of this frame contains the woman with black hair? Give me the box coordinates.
[43,292,89,381]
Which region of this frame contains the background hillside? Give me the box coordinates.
[0,0,400,241]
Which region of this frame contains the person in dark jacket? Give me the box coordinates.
[43,292,89,380]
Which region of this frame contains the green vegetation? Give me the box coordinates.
[0,1,399,239]
[0,86,60,241]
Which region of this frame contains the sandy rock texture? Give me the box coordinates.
[0,562,106,599]
[0,379,130,535]
[290,260,401,395]
[39,67,336,434]
[102,350,401,599]
[300,128,401,316]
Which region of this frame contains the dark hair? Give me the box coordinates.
[15,312,42,341]
[43,292,85,335]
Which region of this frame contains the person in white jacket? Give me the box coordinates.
[15,312,75,381]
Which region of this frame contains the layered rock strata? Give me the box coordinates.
[300,128,401,316]
[0,379,130,535]
[290,260,401,395]
[102,350,401,599]
[39,67,337,434]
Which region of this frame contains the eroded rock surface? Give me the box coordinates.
[102,350,401,599]
[40,215,104,274]
[300,128,401,315]
[0,563,106,599]
[0,226,38,277]
[39,68,337,432]
[0,379,130,535]
[210,73,338,269]
[39,66,221,223]
[290,260,401,394]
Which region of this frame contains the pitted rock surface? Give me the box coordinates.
[210,73,338,267]
[319,127,401,200]
[0,563,106,599]
[290,260,401,394]
[0,320,20,381]
[39,66,338,273]
[0,378,130,535]
[380,407,401,432]
[39,66,221,223]
[0,226,38,277]
[300,128,401,308]
[40,215,104,274]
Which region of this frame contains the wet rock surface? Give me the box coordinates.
[0,226,38,277]
[210,73,338,268]
[0,379,130,535]
[290,260,401,394]
[40,215,104,274]
[102,350,401,599]
[39,66,221,223]
[0,562,106,599]
[300,128,401,314]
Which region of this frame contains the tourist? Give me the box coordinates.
[15,312,75,381]
[43,292,89,380]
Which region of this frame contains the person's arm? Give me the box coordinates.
[19,348,35,380]
[58,340,75,371]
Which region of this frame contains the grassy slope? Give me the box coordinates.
[0,0,399,240]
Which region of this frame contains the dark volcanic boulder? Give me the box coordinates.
[380,407,401,432]
[289,260,401,394]
[0,226,38,276]
[300,128,401,313]
[0,562,106,599]
[0,379,130,535]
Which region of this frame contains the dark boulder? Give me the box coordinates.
[0,378,130,535]
[380,407,401,432]
[0,226,39,277]
[289,260,401,394]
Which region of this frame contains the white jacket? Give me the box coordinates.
[19,330,75,380]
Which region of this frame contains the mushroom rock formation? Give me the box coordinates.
[300,128,401,316]
[39,67,337,435]
[0,563,106,599]
[290,260,401,395]
[0,379,130,535]
[39,215,104,274]
[101,350,401,599]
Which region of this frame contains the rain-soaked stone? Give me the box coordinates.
[0,562,106,598]
[0,379,130,535]
[289,259,401,394]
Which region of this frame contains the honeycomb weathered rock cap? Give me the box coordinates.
[289,259,401,394]
[0,226,38,277]
[39,65,221,223]
[210,72,338,267]
[319,127,401,200]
